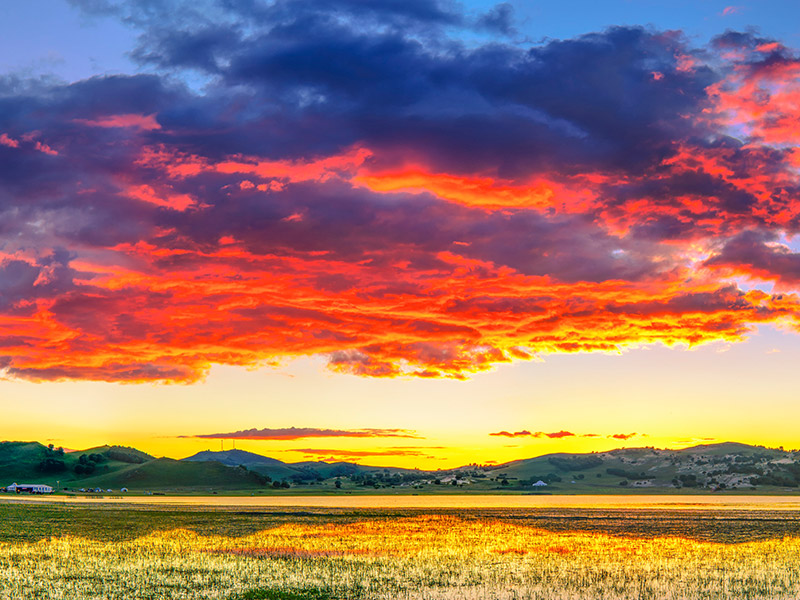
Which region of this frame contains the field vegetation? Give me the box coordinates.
[2,500,800,599]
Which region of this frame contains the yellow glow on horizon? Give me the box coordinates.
[2,324,800,468]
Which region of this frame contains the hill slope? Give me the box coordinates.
[0,442,57,483]
[182,450,427,482]
[183,449,299,480]
[488,442,796,491]
[0,443,268,491]
[76,458,268,490]
[4,440,800,492]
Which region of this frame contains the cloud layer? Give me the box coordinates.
[191,427,422,440]
[1,1,799,381]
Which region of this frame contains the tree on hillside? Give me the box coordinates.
[38,445,66,473]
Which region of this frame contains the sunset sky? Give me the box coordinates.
[1,0,800,468]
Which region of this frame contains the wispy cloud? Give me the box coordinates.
[490,430,641,440]
[289,448,436,460]
[672,437,717,445]
[188,427,423,441]
[489,430,576,439]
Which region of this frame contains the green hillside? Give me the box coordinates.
[83,445,155,464]
[74,458,268,490]
[0,442,58,483]
[0,442,268,491]
[4,440,800,493]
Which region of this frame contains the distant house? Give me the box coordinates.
[6,483,53,494]
[532,480,548,487]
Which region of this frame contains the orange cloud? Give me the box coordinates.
[355,169,597,212]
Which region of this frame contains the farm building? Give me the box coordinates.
[5,483,53,494]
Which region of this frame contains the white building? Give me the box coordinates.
[6,483,53,494]
[532,480,548,487]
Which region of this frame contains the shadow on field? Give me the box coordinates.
[2,501,800,544]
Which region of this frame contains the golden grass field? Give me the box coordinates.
[2,510,800,599]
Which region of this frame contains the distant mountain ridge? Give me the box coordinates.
[181,448,424,481]
[2,440,799,492]
[182,449,300,480]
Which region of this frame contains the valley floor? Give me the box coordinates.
[2,501,800,599]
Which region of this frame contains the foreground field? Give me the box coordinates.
[1,501,800,599]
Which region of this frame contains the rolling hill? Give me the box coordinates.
[486,442,794,491]
[3,440,800,492]
[74,458,268,490]
[182,449,300,480]
[181,449,426,482]
[0,442,269,491]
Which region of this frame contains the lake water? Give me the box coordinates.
[3,494,800,510]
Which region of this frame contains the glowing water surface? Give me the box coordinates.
[4,494,800,510]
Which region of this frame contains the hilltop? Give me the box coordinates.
[1,440,799,493]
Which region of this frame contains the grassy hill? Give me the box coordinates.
[0,442,57,483]
[83,445,155,464]
[73,458,268,490]
[486,442,797,492]
[4,440,800,493]
[0,442,269,492]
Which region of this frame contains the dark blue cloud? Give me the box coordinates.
[0,0,797,381]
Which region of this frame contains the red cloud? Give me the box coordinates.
[0,133,19,148]
[489,430,576,439]
[489,430,532,438]
[1,25,800,383]
[609,433,638,440]
[541,430,576,439]
[191,427,423,440]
